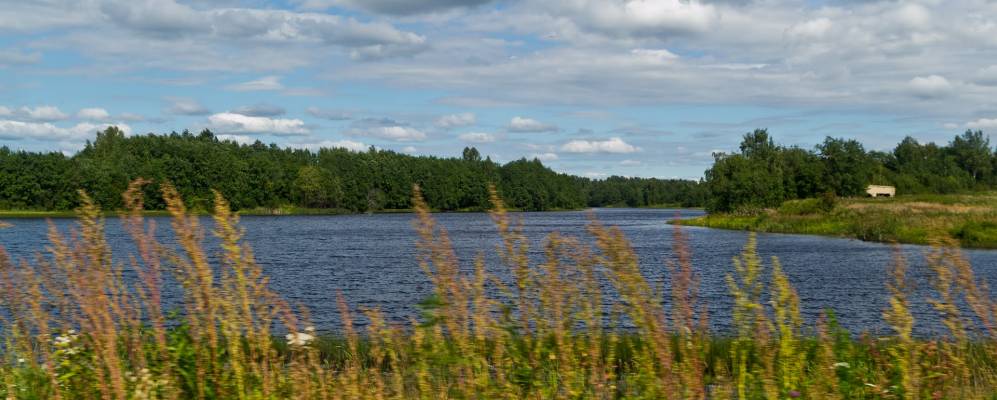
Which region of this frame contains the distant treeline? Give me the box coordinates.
[0,127,706,212]
[706,128,996,212]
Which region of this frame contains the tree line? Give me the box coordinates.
[706,128,996,212]
[0,127,706,213]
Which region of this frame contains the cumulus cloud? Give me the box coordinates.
[95,1,427,52]
[402,145,417,153]
[77,107,110,121]
[345,125,426,141]
[458,132,495,143]
[0,120,130,141]
[216,134,256,145]
[231,103,286,117]
[561,137,639,154]
[306,107,352,120]
[531,152,558,161]
[343,117,427,141]
[18,106,68,122]
[435,112,476,129]
[0,48,41,66]
[207,112,309,135]
[974,66,997,86]
[166,98,210,116]
[507,116,558,133]
[298,0,496,15]
[0,106,11,117]
[226,76,284,91]
[966,118,997,130]
[908,75,953,99]
[549,0,718,38]
[299,139,369,152]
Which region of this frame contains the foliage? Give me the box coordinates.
[678,192,997,248]
[706,129,995,212]
[0,127,704,213]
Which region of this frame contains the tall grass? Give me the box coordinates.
[1,181,997,398]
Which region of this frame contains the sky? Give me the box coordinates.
[2,0,997,179]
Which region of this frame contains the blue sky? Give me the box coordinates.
[2,0,997,179]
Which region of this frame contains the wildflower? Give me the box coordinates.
[286,332,315,346]
[833,362,850,368]
[548,353,556,361]
[17,358,25,364]
[788,390,801,398]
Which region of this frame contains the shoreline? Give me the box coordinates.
[0,204,698,219]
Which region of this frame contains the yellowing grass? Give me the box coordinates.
[676,193,997,248]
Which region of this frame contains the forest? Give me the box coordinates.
[705,129,997,212]
[0,127,706,213]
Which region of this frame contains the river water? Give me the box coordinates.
[2,208,995,336]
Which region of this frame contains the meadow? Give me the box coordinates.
[1,181,997,398]
[675,193,997,249]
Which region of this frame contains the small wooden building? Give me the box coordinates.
[865,185,896,197]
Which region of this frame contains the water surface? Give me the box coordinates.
[2,208,994,336]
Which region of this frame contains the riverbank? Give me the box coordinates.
[672,193,997,248]
[0,203,693,219]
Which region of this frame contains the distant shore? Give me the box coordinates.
[0,204,693,220]
[672,193,997,249]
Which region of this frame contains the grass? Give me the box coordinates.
[674,193,997,248]
[2,180,997,398]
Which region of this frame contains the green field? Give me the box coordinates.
[674,193,997,248]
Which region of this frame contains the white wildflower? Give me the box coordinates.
[833,362,850,368]
[286,332,315,347]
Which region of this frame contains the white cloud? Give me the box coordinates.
[966,118,997,130]
[531,152,558,161]
[908,75,953,99]
[345,125,426,141]
[975,66,997,86]
[216,134,255,145]
[0,106,10,117]
[207,112,309,135]
[76,107,110,121]
[551,0,718,38]
[0,48,41,66]
[0,120,130,141]
[231,103,286,117]
[18,105,68,121]
[788,17,832,39]
[226,76,284,91]
[301,139,369,152]
[582,171,608,178]
[402,145,417,153]
[435,112,476,129]
[620,159,641,166]
[166,98,210,115]
[298,0,495,15]
[561,137,639,154]
[306,107,352,120]
[458,132,495,143]
[630,48,679,63]
[508,116,557,133]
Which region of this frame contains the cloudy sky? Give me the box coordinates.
[2,0,997,179]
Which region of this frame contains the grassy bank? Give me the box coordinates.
[673,193,997,248]
[5,182,997,398]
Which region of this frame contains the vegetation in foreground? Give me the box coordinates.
[675,192,997,248]
[3,181,997,398]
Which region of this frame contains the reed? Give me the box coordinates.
[0,180,997,398]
